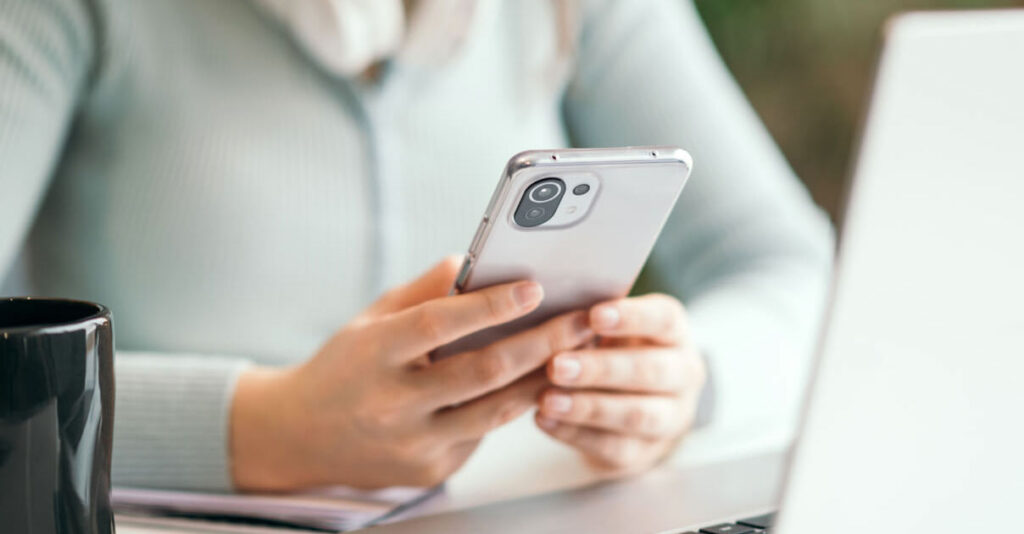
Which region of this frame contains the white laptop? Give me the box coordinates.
[361,10,1024,534]
[773,9,1024,534]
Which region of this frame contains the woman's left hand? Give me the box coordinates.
[535,294,706,475]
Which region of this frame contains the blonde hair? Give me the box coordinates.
[555,0,581,60]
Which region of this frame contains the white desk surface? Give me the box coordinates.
[117,412,791,533]
[443,411,791,510]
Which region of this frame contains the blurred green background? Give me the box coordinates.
[693,0,1023,220]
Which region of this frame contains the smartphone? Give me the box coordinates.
[432,146,693,359]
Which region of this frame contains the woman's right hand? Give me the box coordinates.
[229,257,594,491]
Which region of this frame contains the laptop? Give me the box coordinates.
[362,10,1024,534]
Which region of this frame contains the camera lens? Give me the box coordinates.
[515,178,565,228]
[525,207,545,220]
[529,181,563,203]
[572,184,591,196]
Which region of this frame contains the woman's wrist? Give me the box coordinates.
[229,365,306,492]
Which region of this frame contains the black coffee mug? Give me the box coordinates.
[0,298,115,534]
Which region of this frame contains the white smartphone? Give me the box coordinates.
[433,146,692,359]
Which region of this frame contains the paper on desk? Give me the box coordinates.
[112,485,437,532]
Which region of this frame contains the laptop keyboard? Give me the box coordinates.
[675,511,776,534]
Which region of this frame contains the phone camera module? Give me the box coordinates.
[515,178,566,228]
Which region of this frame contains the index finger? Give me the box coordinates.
[414,310,594,408]
[380,281,544,362]
[589,293,687,345]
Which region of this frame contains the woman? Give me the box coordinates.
[0,0,833,491]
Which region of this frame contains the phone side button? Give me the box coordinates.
[455,255,474,292]
[469,219,489,254]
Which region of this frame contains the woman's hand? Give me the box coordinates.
[535,294,706,475]
[230,257,594,491]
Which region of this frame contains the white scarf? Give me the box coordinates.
[252,0,478,77]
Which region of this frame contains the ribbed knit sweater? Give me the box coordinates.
[0,0,834,491]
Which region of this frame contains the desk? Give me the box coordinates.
[439,408,792,511]
[117,413,791,533]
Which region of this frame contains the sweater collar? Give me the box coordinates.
[251,0,478,78]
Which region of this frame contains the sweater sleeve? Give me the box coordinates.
[564,0,835,436]
[0,0,93,272]
[112,352,251,490]
[0,0,252,491]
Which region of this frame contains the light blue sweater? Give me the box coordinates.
[0,0,834,491]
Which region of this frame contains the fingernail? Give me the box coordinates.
[553,356,582,382]
[592,305,620,329]
[514,282,544,309]
[544,392,573,414]
[537,416,558,430]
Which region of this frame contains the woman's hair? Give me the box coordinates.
[554,0,581,61]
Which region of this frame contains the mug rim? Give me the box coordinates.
[0,297,110,335]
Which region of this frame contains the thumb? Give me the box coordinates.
[364,255,464,317]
